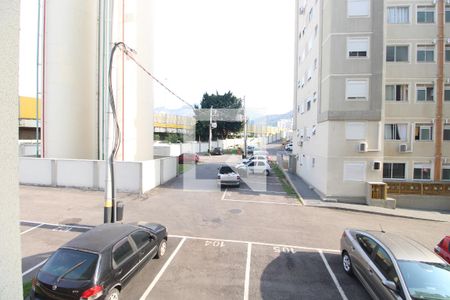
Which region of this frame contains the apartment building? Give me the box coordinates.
[293,0,450,202]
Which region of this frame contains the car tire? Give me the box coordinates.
[156,239,167,258]
[342,251,354,276]
[264,170,270,176]
[105,288,120,300]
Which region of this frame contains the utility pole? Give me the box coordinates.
[209,106,213,153]
[243,96,247,158]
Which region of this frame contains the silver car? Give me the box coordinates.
[341,229,450,300]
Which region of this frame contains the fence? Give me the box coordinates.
[385,181,450,196]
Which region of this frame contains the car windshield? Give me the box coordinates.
[398,260,450,300]
[219,167,235,174]
[41,249,98,281]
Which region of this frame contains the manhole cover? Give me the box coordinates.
[228,208,242,215]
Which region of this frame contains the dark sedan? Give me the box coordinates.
[178,153,199,164]
[31,223,167,300]
[211,147,223,155]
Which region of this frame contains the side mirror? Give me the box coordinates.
[149,233,157,240]
[382,279,397,292]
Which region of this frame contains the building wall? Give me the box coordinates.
[0,0,23,298]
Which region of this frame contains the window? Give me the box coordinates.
[314,25,318,38]
[413,163,431,180]
[445,86,450,101]
[113,239,134,267]
[346,79,368,101]
[131,230,150,249]
[347,38,369,58]
[346,122,366,140]
[446,45,450,62]
[383,163,406,179]
[416,85,434,102]
[417,45,435,62]
[386,84,408,101]
[386,46,408,62]
[446,6,450,23]
[384,124,408,141]
[347,0,370,17]
[343,162,366,182]
[314,58,318,70]
[387,6,409,24]
[309,8,314,22]
[444,125,450,141]
[415,124,433,141]
[313,91,317,102]
[417,6,435,24]
[356,234,377,256]
[306,99,311,111]
[443,164,450,181]
[41,249,98,281]
[373,247,399,285]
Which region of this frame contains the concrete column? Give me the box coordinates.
[0,0,23,298]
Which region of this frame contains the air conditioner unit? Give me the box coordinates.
[399,143,408,153]
[298,141,303,147]
[372,161,381,171]
[358,142,368,152]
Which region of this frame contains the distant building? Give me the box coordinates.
[277,118,293,131]
[293,0,450,202]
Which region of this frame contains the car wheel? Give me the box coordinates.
[264,170,269,176]
[106,288,120,300]
[342,251,354,276]
[156,239,167,258]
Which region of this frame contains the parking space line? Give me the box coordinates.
[223,198,300,206]
[139,237,187,300]
[221,188,228,201]
[319,250,348,300]
[21,223,44,235]
[22,259,47,277]
[168,234,340,254]
[237,188,287,195]
[20,220,93,230]
[243,243,252,300]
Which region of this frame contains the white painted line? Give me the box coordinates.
[20,220,93,230]
[139,237,186,300]
[168,234,340,254]
[22,259,47,277]
[319,250,348,300]
[244,243,252,300]
[221,188,228,201]
[237,188,287,195]
[223,198,300,206]
[21,223,44,235]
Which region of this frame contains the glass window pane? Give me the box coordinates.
[386,85,395,100]
[113,240,134,266]
[383,163,392,178]
[392,163,405,179]
[373,247,398,284]
[446,47,450,62]
[131,231,150,249]
[386,46,395,61]
[357,235,377,256]
[417,89,426,101]
[446,8,450,23]
[417,12,426,23]
[423,168,431,180]
[414,168,422,179]
[444,126,450,140]
[41,249,98,281]
[417,50,425,61]
[396,46,408,61]
[443,168,450,180]
[444,89,450,101]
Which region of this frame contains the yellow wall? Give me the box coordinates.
[19,96,41,120]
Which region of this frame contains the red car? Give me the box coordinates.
[178,153,199,164]
[435,236,450,263]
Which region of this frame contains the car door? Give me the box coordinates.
[130,230,158,264]
[370,245,403,300]
[353,234,379,294]
[112,237,139,285]
[256,161,266,174]
[247,161,255,174]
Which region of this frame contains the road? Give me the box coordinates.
[20,144,449,299]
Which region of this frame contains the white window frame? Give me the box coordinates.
[384,123,408,141]
[415,123,433,141]
[347,37,370,59]
[347,0,370,18]
[386,44,410,63]
[413,162,432,181]
[346,79,369,101]
[386,6,411,24]
[443,124,450,141]
[385,83,409,102]
[416,45,435,63]
[442,164,450,181]
[416,5,435,24]
[383,162,407,180]
[416,84,434,102]
[445,85,450,101]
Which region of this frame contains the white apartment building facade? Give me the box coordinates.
[293,0,450,203]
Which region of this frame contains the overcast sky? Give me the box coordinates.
[19,0,295,116]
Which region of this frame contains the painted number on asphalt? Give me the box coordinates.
[205,240,225,247]
[52,226,72,232]
[273,246,296,254]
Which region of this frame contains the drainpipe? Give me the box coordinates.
[434,0,444,181]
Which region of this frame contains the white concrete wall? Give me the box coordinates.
[19,157,177,194]
[0,0,23,297]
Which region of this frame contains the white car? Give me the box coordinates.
[237,159,271,176]
[241,155,268,165]
[253,150,269,156]
[217,165,240,187]
[285,143,293,151]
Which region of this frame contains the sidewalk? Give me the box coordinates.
[283,169,450,223]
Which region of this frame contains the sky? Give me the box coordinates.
[19,0,295,116]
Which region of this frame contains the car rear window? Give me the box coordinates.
[41,248,98,281]
[219,166,234,174]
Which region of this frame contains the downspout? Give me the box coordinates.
[41,0,46,158]
[434,0,444,181]
[36,0,41,157]
[121,0,125,161]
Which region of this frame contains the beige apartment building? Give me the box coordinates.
[293,0,450,203]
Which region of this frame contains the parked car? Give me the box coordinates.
[241,155,268,165]
[341,229,450,300]
[211,147,223,155]
[284,143,293,151]
[31,223,168,300]
[237,159,271,176]
[178,153,199,164]
[217,165,240,187]
[435,236,450,264]
[246,145,255,155]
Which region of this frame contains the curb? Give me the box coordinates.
[278,167,305,205]
[309,204,448,223]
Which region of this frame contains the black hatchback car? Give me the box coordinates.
[31,223,167,300]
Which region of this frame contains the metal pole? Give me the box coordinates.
[434,0,444,181]
[243,96,247,158]
[209,106,213,153]
[35,0,41,157]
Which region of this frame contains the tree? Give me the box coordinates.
[194,91,244,141]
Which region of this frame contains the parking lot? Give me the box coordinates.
[20,220,369,300]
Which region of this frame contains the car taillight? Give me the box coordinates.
[80,285,103,300]
[217,175,221,179]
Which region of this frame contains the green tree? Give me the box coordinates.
[195,91,244,141]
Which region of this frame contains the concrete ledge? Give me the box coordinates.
[367,198,396,209]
